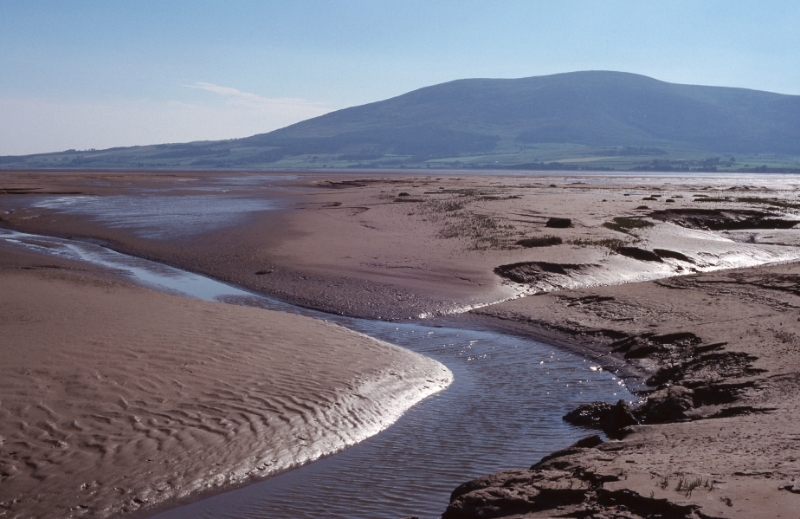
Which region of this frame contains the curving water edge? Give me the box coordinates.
[0,228,635,519]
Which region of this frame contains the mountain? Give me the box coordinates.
[255,71,800,155]
[4,71,800,171]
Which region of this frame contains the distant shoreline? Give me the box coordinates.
[3,165,800,174]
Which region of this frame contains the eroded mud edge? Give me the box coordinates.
[439,262,800,518]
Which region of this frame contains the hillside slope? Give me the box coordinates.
[258,71,800,154]
[4,71,800,170]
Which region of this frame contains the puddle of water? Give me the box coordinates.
[161,174,301,192]
[207,174,300,186]
[31,194,279,239]
[0,229,634,519]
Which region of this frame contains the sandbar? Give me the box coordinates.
[0,244,451,518]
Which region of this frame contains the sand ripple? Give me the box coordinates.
[0,269,451,519]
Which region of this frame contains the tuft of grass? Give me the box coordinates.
[421,193,520,249]
[418,196,472,222]
[425,188,478,196]
[438,225,462,239]
[516,235,563,248]
[441,200,466,211]
[474,214,498,229]
[603,216,654,234]
[438,213,515,249]
[675,477,704,497]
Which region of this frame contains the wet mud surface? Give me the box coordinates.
[650,208,800,231]
[461,262,800,518]
[0,240,452,519]
[0,230,631,519]
[3,170,800,518]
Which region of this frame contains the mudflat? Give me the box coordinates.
[0,244,451,519]
[2,169,800,518]
[449,261,800,518]
[2,170,798,320]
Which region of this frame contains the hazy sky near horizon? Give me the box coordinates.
[2,1,799,155]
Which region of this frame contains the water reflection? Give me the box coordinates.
[32,194,278,239]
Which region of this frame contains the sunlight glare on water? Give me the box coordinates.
[0,229,635,519]
[32,194,278,239]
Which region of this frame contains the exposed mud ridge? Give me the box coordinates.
[393,197,426,203]
[443,436,708,519]
[443,321,773,517]
[563,400,638,439]
[591,331,765,427]
[649,208,799,230]
[545,217,573,228]
[453,260,800,518]
[0,187,84,195]
[653,248,695,263]
[615,246,664,263]
[493,261,590,284]
[320,179,381,189]
[645,351,765,387]
[320,178,424,190]
[738,274,800,296]
[656,271,800,309]
[612,247,698,264]
[0,187,42,194]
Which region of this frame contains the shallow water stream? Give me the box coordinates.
[5,171,800,517]
[0,228,634,519]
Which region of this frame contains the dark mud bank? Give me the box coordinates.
[442,265,800,518]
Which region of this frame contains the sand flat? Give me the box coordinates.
[0,246,451,519]
[3,169,800,518]
[3,170,799,320]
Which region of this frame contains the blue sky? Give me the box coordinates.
[2,1,799,155]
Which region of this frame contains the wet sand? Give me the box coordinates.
[2,170,799,320]
[450,262,800,518]
[2,169,800,518]
[0,244,451,519]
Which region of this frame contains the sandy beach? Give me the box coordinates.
[2,169,800,518]
[0,243,451,519]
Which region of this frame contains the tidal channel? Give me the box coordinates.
[0,228,634,519]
